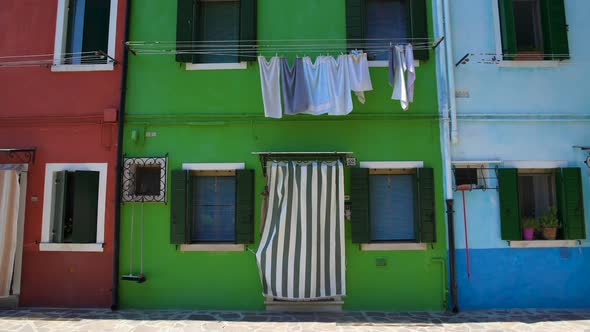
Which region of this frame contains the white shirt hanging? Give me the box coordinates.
[391,45,409,111]
[258,56,283,118]
[346,52,373,104]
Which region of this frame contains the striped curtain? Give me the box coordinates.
[0,170,20,297]
[256,161,345,300]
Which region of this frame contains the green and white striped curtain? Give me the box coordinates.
[256,161,346,300]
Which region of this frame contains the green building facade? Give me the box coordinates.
[120,0,448,311]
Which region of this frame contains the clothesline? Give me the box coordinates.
[127,37,435,44]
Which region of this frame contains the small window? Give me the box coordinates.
[365,0,408,61]
[192,173,236,242]
[134,166,162,196]
[197,0,240,64]
[518,172,556,219]
[51,170,100,244]
[513,0,543,54]
[454,168,478,187]
[369,173,415,241]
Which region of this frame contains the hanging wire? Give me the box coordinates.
[0,51,115,69]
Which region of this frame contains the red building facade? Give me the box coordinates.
[0,0,127,308]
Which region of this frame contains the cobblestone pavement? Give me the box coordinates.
[0,309,589,332]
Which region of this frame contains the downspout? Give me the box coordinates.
[111,0,132,311]
[443,0,458,144]
[434,0,459,312]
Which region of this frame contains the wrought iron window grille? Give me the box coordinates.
[122,155,168,203]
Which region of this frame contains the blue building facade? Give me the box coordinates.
[441,0,590,309]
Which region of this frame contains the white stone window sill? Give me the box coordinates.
[498,60,561,68]
[180,244,245,252]
[51,63,114,72]
[39,243,104,252]
[368,60,420,68]
[508,240,580,248]
[186,62,247,71]
[361,243,427,251]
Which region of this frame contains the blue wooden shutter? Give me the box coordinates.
[557,168,586,240]
[409,0,429,60]
[176,0,196,63]
[239,0,257,62]
[540,0,570,60]
[417,167,435,243]
[235,170,254,244]
[52,171,68,243]
[498,168,521,240]
[71,171,99,243]
[170,170,192,244]
[351,168,370,243]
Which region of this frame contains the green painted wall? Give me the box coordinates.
[120,0,447,311]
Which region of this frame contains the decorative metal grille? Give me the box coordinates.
[122,156,168,203]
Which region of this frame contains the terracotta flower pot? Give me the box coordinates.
[542,227,557,240]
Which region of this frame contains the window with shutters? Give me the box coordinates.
[498,167,586,243]
[351,162,435,250]
[176,0,257,69]
[171,163,254,251]
[52,0,118,71]
[346,0,429,62]
[497,0,570,61]
[40,163,108,252]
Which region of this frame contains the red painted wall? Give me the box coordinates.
[0,0,126,308]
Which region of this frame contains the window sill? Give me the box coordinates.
[361,243,427,251]
[51,63,114,72]
[368,60,420,68]
[498,60,561,68]
[508,240,580,248]
[179,244,245,252]
[185,62,248,71]
[39,243,104,252]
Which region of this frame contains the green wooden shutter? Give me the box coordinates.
[170,170,192,244]
[52,171,68,243]
[82,0,111,64]
[540,0,570,60]
[176,0,196,63]
[498,0,517,60]
[409,0,429,60]
[558,168,586,239]
[498,168,521,240]
[416,168,436,243]
[71,171,99,244]
[346,0,366,51]
[239,0,257,62]
[351,168,370,243]
[235,169,255,244]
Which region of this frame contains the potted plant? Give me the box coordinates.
[521,218,538,240]
[539,207,560,240]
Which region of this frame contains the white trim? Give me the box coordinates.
[12,166,27,296]
[182,163,245,171]
[361,243,427,251]
[51,64,114,72]
[39,243,104,252]
[186,62,248,71]
[41,163,108,245]
[509,240,579,248]
[453,160,502,166]
[179,244,245,252]
[491,0,504,61]
[368,60,420,68]
[52,0,118,71]
[360,161,424,169]
[502,160,568,169]
[498,60,561,68]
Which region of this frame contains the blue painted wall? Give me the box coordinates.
[448,0,590,309]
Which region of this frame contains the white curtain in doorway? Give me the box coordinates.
[256,161,345,300]
[0,170,20,297]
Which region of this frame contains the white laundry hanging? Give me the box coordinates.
[347,52,373,104]
[258,56,283,119]
[389,44,416,111]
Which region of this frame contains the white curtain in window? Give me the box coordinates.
[256,161,345,300]
[0,170,20,297]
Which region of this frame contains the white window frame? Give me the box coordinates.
[186,62,248,71]
[491,0,562,68]
[40,163,108,252]
[52,0,118,72]
[358,161,427,251]
[179,162,246,252]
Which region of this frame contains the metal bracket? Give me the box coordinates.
[0,148,36,164]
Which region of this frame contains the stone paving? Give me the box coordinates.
[0,309,589,332]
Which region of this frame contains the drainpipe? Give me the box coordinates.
[111,0,132,311]
[435,0,459,312]
[442,0,458,144]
